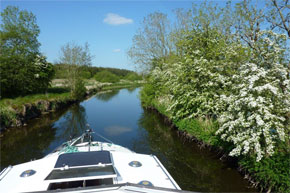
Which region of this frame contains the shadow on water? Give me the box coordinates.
[0,87,256,192]
[134,110,256,192]
[0,108,67,169]
[0,104,88,170]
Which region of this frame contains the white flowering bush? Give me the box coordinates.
[144,30,289,163]
[216,31,290,161]
[151,30,243,121]
[32,55,55,92]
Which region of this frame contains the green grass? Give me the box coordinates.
[151,99,220,147]
[100,81,144,91]
[175,118,219,146]
[0,91,71,110]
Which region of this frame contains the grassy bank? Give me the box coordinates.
[99,81,144,91]
[142,95,289,192]
[0,80,143,130]
[0,88,74,129]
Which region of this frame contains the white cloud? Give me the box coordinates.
[103,13,133,25]
[113,49,121,53]
[104,125,132,136]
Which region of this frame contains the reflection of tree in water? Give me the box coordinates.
[57,104,88,141]
[136,109,254,192]
[126,87,137,93]
[95,90,120,101]
[0,109,68,170]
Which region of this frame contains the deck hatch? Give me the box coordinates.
[54,151,111,168]
[45,165,116,180]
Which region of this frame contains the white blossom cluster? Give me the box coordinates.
[33,55,50,79]
[216,31,290,161]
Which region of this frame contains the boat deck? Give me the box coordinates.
[0,143,180,193]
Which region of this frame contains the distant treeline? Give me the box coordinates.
[54,63,142,80]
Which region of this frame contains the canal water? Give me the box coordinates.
[0,88,256,192]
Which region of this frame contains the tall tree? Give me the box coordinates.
[58,42,93,99]
[127,12,173,71]
[0,6,54,97]
[59,42,92,67]
[0,6,40,57]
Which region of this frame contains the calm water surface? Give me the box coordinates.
[0,88,256,192]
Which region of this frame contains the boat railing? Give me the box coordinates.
[0,165,12,181]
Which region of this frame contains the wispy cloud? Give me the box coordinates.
[113,49,121,53]
[103,13,133,25]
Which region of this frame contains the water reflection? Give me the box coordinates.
[95,90,120,101]
[104,126,133,136]
[56,104,87,140]
[136,110,256,192]
[0,109,67,169]
[126,87,137,93]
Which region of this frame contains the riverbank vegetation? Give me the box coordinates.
[131,0,289,192]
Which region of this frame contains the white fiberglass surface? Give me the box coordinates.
[0,156,57,193]
[111,151,180,189]
[0,146,179,193]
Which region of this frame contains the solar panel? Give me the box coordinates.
[54,151,112,168]
[45,165,116,180]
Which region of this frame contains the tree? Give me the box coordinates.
[127,12,173,71]
[94,71,120,83]
[0,6,54,97]
[59,42,92,66]
[124,72,142,81]
[0,6,40,57]
[216,31,290,161]
[58,42,93,98]
[234,0,265,49]
[266,0,290,37]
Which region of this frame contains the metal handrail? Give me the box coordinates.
[0,165,12,181]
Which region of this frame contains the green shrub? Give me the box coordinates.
[239,152,290,192]
[124,72,142,81]
[72,79,87,100]
[80,71,91,79]
[94,71,120,83]
[139,83,155,107]
[0,105,17,127]
[175,118,219,146]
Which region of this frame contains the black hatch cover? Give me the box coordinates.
[54,151,112,168]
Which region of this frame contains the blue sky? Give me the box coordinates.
[1,0,237,70]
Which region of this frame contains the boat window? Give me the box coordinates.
[47,178,113,190]
[45,165,116,180]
